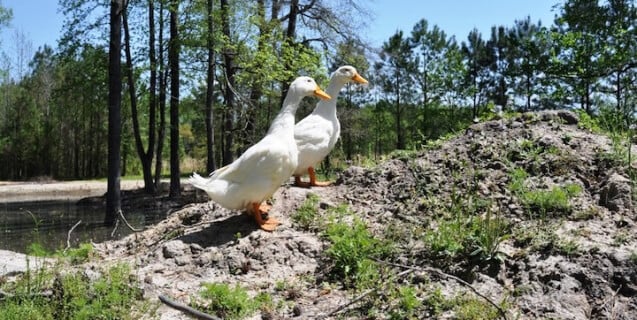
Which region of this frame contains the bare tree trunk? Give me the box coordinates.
[279,0,299,105]
[123,7,156,194]
[220,0,236,165]
[169,0,180,198]
[243,0,266,147]
[395,67,404,150]
[106,0,123,226]
[154,0,167,190]
[205,0,216,173]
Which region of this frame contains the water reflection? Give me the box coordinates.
[0,200,167,253]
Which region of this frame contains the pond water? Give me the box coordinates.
[0,200,167,253]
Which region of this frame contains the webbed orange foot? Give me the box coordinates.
[311,180,333,187]
[250,202,280,231]
[294,175,312,188]
[308,167,332,187]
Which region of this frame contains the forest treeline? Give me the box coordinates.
[0,0,635,189]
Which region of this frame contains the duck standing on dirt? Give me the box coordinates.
[293,66,368,187]
[190,76,331,231]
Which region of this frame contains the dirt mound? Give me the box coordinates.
[94,110,636,319]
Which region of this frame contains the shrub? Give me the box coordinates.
[199,283,263,320]
[324,212,391,288]
[291,193,320,230]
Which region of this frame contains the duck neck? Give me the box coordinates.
[268,94,301,135]
[314,80,345,117]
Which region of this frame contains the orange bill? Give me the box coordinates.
[351,73,368,84]
[313,86,332,100]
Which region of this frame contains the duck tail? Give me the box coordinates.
[189,172,210,190]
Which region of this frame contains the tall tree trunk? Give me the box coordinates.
[395,67,404,150]
[421,58,428,141]
[279,0,299,105]
[169,0,181,198]
[244,0,266,146]
[525,73,531,111]
[615,70,622,112]
[205,0,216,173]
[154,0,167,190]
[123,8,156,194]
[220,0,236,165]
[106,0,123,226]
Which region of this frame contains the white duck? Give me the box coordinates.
[190,76,331,231]
[293,66,368,187]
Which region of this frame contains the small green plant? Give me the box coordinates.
[291,193,320,230]
[424,219,466,257]
[323,208,391,288]
[388,285,422,320]
[510,168,582,218]
[199,283,264,320]
[573,207,600,221]
[613,231,630,246]
[629,251,637,264]
[508,168,528,194]
[453,295,500,320]
[469,210,511,262]
[59,243,94,264]
[512,223,560,253]
[556,238,580,257]
[521,184,580,217]
[423,287,451,316]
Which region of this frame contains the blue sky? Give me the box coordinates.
[0,0,561,57]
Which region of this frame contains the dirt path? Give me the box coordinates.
[0,180,146,203]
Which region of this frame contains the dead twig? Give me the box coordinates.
[110,217,120,237]
[64,220,82,253]
[344,194,372,206]
[375,259,509,320]
[158,294,221,320]
[118,209,143,232]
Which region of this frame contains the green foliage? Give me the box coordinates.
[630,251,637,264]
[556,238,580,257]
[421,287,501,320]
[0,263,146,320]
[56,264,143,319]
[469,210,511,262]
[508,167,582,218]
[291,193,320,230]
[59,243,94,264]
[323,208,391,288]
[199,283,266,320]
[424,210,510,263]
[519,184,581,217]
[453,295,500,320]
[389,285,422,320]
[423,287,451,316]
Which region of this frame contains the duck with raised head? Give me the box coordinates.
[190,76,331,231]
[293,66,368,187]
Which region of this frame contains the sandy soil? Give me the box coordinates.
[0,180,146,203]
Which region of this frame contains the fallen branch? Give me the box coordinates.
[158,294,221,320]
[319,268,414,319]
[376,260,508,320]
[64,220,82,253]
